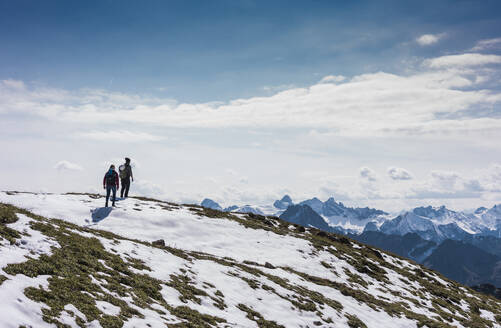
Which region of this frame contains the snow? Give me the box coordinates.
[0,212,60,328]
[480,309,496,321]
[0,193,315,267]
[1,191,500,328]
[0,275,52,328]
[59,304,91,328]
[95,301,121,316]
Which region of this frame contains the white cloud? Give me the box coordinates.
[262,84,295,92]
[388,167,413,180]
[360,167,377,181]
[471,38,501,51]
[416,33,445,46]
[54,160,83,171]
[430,171,460,188]
[3,62,501,139]
[319,75,346,83]
[75,131,164,142]
[132,180,168,199]
[424,53,501,68]
[2,79,25,90]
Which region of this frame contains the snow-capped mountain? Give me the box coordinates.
[299,197,324,214]
[229,205,265,215]
[201,198,223,211]
[297,197,388,233]
[273,195,293,210]
[200,198,264,215]
[2,191,501,328]
[376,205,501,243]
[202,195,501,241]
[379,211,466,243]
[474,204,501,236]
[279,204,331,232]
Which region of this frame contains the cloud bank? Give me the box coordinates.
[2,52,501,140]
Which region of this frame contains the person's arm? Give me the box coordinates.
[131,168,134,182]
[103,175,106,189]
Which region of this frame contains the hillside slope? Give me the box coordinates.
[0,191,501,328]
[423,240,501,287]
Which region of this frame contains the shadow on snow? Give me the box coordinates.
[91,207,113,223]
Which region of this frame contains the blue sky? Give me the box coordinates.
[2,0,501,212]
[2,0,500,102]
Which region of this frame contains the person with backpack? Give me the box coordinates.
[119,157,134,198]
[103,164,119,207]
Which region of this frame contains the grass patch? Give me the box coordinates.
[4,220,157,327]
[0,274,7,285]
[346,314,367,328]
[0,203,21,244]
[237,304,285,328]
[1,204,226,328]
[167,274,209,305]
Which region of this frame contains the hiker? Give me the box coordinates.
[103,165,119,207]
[119,157,134,198]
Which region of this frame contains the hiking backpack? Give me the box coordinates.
[119,165,126,179]
[106,171,116,186]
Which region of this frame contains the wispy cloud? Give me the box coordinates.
[319,75,346,83]
[388,167,413,180]
[416,33,445,46]
[54,160,83,171]
[2,79,25,90]
[360,167,377,181]
[75,130,164,142]
[424,53,501,68]
[471,38,501,51]
[262,84,296,92]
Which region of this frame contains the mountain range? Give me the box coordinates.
[201,195,501,289]
[202,195,388,233]
[202,195,501,239]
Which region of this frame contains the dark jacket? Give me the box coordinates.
[103,170,120,188]
[121,164,133,180]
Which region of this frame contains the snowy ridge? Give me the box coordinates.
[378,205,501,242]
[202,195,390,234]
[206,195,501,240]
[0,191,500,327]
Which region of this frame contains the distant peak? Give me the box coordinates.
[325,197,336,203]
[201,198,222,211]
[474,207,487,214]
[281,195,293,202]
[274,195,294,210]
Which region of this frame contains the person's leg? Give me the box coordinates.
[120,179,126,198]
[124,179,130,198]
[105,185,111,207]
[112,186,117,206]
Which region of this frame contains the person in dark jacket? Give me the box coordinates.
[119,157,134,198]
[103,165,119,207]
